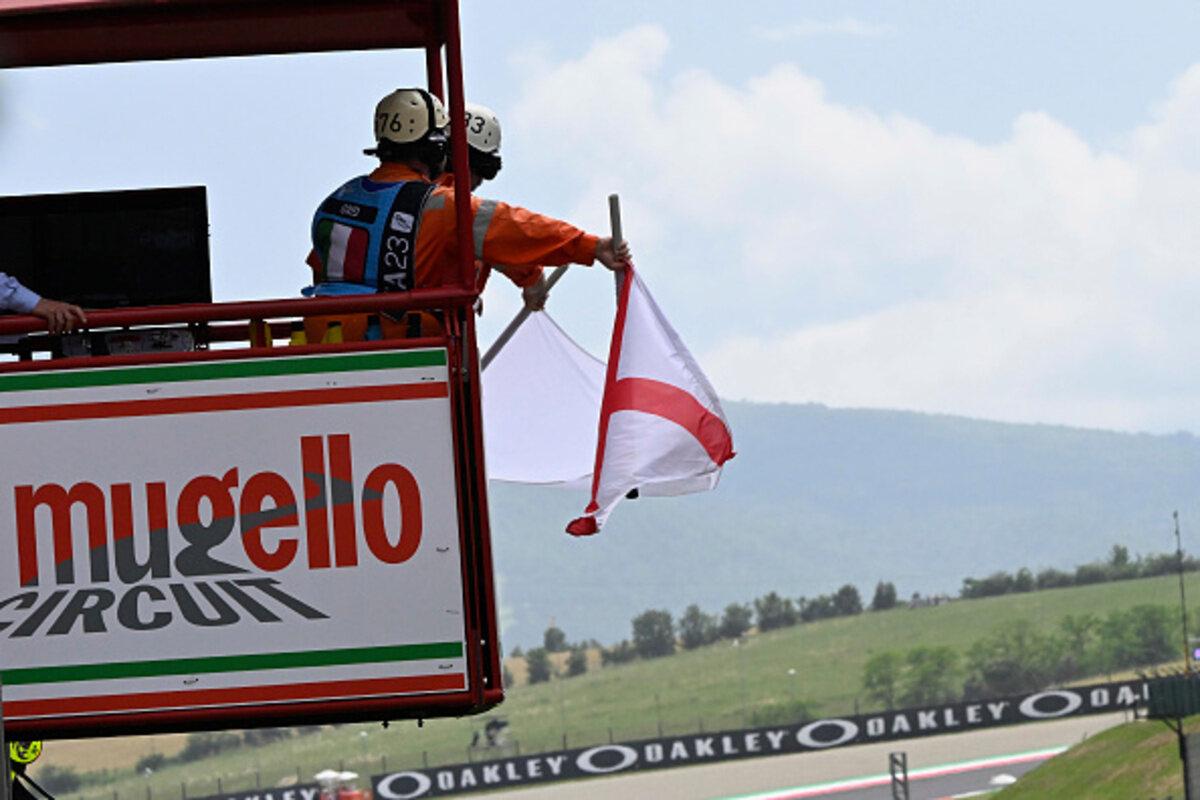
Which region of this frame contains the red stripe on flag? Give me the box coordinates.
[607,377,734,465]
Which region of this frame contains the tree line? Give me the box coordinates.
[959,544,1197,599]
[518,581,890,685]
[518,542,1193,689]
[862,603,1180,708]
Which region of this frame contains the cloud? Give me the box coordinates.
[751,18,898,41]
[502,25,1200,434]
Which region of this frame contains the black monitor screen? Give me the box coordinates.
[0,186,211,309]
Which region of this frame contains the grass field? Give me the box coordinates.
[36,571,1200,800]
[995,715,1197,798]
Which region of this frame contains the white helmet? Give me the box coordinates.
[464,103,501,154]
[373,88,449,145]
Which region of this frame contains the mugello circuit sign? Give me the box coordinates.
[367,679,1147,797]
[0,349,471,728]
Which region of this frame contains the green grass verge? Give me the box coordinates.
[996,715,1195,798]
[42,572,1200,800]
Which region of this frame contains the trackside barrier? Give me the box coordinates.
[0,292,503,739]
[352,677,1147,798]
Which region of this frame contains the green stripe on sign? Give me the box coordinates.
[3,641,464,685]
[0,349,448,393]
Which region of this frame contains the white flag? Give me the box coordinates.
[482,312,604,489]
[567,266,734,536]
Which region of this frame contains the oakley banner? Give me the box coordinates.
[371,678,1146,798]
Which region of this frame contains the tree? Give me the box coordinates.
[862,651,903,709]
[1098,605,1176,670]
[679,604,718,650]
[632,609,675,659]
[900,646,961,706]
[832,584,863,616]
[718,602,753,640]
[965,619,1061,698]
[1035,568,1073,590]
[566,645,588,677]
[754,591,798,632]
[800,594,836,622]
[1012,567,1035,593]
[601,640,637,666]
[525,647,552,684]
[543,625,568,653]
[870,581,898,611]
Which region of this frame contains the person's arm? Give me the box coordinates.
[0,272,86,333]
[471,197,613,270]
[0,272,41,314]
[32,298,88,334]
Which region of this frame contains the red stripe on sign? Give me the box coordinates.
[607,377,735,465]
[343,226,369,284]
[5,673,466,717]
[0,382,447,425]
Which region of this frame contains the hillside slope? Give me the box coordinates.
[487,402,1200,648]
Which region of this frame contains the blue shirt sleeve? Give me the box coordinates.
[0,272,41,314]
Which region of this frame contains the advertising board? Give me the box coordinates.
[0,347,479,734]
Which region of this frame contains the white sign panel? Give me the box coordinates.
[0,348,469,725]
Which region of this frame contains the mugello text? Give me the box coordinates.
[1,434,422,638]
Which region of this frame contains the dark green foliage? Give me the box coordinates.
[800,594,836,622]
[178,732,243,762]
[35,766,81,795]
[1036,567,1074,589]
[632,609,675,659]
[543,626,568,653]
[601,639,637,666]
[754,698,813,725]
[1013,567,1035,593]
[870,581,898,611]
[961,571,1016,599]
[754,591,798,632]
[134,752,166,774]
[899,646,961,706]
[1074,562,1111,586]
[525,647,552,684]
[862,651,903,708]
[566,646,588,677]
[1097,605,1177,670]
[832,584,863,616]
[965,619,1063,698]
[718,603,753,639]
[679,604,719,650]
[241,728,291,747]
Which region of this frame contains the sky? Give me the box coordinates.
[3,1,1200,435]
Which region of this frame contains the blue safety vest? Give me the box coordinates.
[311,176,435,292]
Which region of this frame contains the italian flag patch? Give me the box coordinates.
[314,220,368,283]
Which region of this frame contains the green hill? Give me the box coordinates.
[43,572,1200,800]
[488,401,1200,648]
[996,715,1193,798]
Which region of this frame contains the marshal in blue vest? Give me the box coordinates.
[311,176,435,293]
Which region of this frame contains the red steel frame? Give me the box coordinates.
[0,0,504,737]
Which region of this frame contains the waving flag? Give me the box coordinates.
[566,266,735,536]
[482,312,605,489]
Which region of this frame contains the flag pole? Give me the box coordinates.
[479,265,569,371]
[608,194,625,298]
[482,193,626,371]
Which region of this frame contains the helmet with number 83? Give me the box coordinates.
[463,103,502,183]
